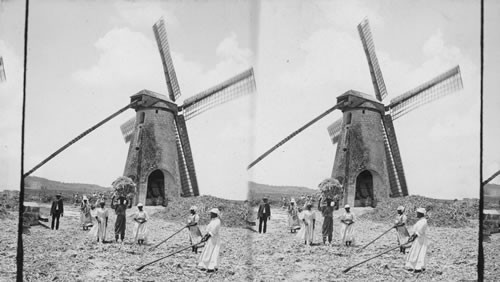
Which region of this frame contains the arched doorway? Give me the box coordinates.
[355,170,374,207]
[146,170,165,206]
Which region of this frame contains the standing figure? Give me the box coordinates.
[199,208,222,273]
[257,197,271,234]
[395,206,410,254]
[320,199,334,245]
[133,203,149,245]
[405,208,429,273]
[111,196,132,243]
[297,203,316,245]
[340,204,355,246]
[188,206,203,253]
[92,200,109,243]
[50,193,64,230]
[80,196,93,230]
[287,199,301,233]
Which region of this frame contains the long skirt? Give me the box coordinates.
[396,226,410,245]
[340,223,355,243]
[133,222,148,242]
[405,236,429,270]
[115,215,126,237]
[188,226,203,245]
[297,222,314,244]
[81,212,93,228]
[322,216,333,239]
[198,237,220,270]
[288,214,300,230]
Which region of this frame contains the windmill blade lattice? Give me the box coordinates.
[381,116,408,197]
[358,18,387,102]
[153,18,182,102]
[388,66,463,120]
[120,117,136,143]
[182,68,256,121]
[327,118,343,144]
[175,114,199,197]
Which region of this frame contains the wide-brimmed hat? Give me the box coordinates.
[397,206,405,211]
[209,208,220,215]
[416,207,426,215]
[137,203,143,207]
[56,193,62,197]
[190,206,198,211]
[290,198,296,203]
[344,204,350,209]
[82,196,88,201]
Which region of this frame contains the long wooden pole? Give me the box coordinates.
[137,241,204,271]
[343,244,401,273]
[357,225,395,252]
[23,101,137,178]
[148,225,187,252]
[247,103,342,169]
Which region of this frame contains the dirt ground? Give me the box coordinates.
[250,207,478,281]
[0,205,493,281]
[484,233,500,281]
[19,203,253,281]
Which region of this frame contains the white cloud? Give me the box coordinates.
[112,1,178,29]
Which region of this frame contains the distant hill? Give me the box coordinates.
[485,183,500,209]
[248,181,318,205]
[25,176,112,193]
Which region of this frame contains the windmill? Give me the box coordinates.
[119,18,256,206]
[248,18,463,208]
[22,18,255,208]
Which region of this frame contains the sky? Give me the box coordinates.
[249,0,481,200]
[483,0,500,185]
[0,0,497,200]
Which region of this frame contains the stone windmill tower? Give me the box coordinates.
[248,18,463,208]
[120,18,256,206]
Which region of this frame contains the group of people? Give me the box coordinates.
[259,196,429,273]
[50,192,222,273]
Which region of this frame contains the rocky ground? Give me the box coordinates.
[250,208,478,281]
[484,233,500,281]
[19,203,253,281]
[0,204,496,281]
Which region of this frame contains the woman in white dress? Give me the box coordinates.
[297,203,315,245]
[340,204,355,246]
[405,208,429,273]
[198,208,222,273]
[132,203,149,245]
[88,200,109,243]
[288,199,301,233]
[187,206,203,253]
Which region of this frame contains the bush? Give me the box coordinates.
[154,195,252,227]
[360,195,479,228]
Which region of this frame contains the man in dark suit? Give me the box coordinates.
[50,193,64,230]
[257,197,271,234]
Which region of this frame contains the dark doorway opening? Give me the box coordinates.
[355,170,374,207]
[146,170,165,206]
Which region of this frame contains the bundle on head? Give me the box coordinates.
[318,178,343,202]
[111,176,137,199]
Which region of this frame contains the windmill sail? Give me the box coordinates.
[120,117,136,143]
[381,115,408,196]
[174,120,192,197]
[175,114,200,197]
[327,118,343,144]
[388,66,463,120]
[358,19,387,102]
[182,68,256,121]
[153,18,182,102]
